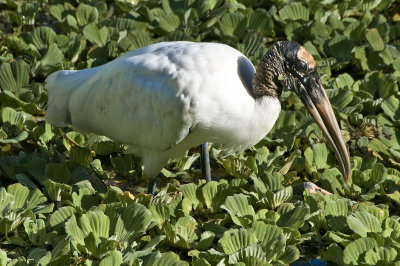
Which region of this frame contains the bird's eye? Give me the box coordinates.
[297,61,308,72]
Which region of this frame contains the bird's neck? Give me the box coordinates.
[251,47,283,98]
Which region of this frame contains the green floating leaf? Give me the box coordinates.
[343,237,378,265]
[313,143,328,169]
[324,198,350,231]
[252,221,285,260]
[277,204,309,229]
[0,59,29,92]
[219,228,257,255]
[322,244,344,265]
[219,12,246,38]
[143,251,187,266]
[120,30,153,51]
[49,206,77,227]
[361,0,383,11]
[6,183,30,209]
[79,210,110,239]
[197,231,215,251]
[335,73,355,89]
[66,14,79,30]
[65,215,85,245]
[181,183,200,208]
[49,4,64,21]
[369,163,387,186]
[201,181,227,212]
[347,210,382,237]
[328,14,344,31]
[27,248,50,265]
[228,243,267,264]
[50,236,70,263]
[259,172,284,191]
[27,26,56,50]
[221,194,255,227]
[42,179,72,202]
[70,146,92,166]
[248,9,273,31]
[158,13,180,33]
[0,187,15,214]
[89,136,123,155]
[195,0,218,16]
[324,198,349,217]
[381,95,400,122]
[1,107,27,131]
[388,191,400,207]
[165,217,197,249]
[0,90,40,115]
[175,216,198,245]
[242,33,264,59]
[83,23,108,47]
[353,46,369,71]
[113,18,137,31]
[269,110,296,136]
[150,202,170,225]
[330,88,354,111]
[279,245,300,264]
[279,3,309,21]
[0,131,28,144]
[311,21,332,38]
[24,219,52,246]
[114,203,152,242]
[366,28,385,51]
[284,21,303,40]
[99,250,122,266]
[365,247,397,264]
[263,186,293,209]
[377,74,398,99]
[37,43,64,68]
[76,3,99,26]
[220,156,253,179]
[326,35,355,61]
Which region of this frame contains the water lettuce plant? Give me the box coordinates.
[0,0,400,265]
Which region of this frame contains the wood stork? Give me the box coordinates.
[45,41,351,195]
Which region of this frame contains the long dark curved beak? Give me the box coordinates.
[296,70,351,182]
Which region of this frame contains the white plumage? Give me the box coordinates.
[46,41,281,181]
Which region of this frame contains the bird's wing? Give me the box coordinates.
[62,42,197,151]
[46,41,262,152]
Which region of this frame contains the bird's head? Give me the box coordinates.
[253,41,351,182]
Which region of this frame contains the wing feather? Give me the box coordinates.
[65,43,195,150]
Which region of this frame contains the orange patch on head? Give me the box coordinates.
[297,46,316,69]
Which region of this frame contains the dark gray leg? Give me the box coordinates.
[200,142,211,182]
[147,178,157,196]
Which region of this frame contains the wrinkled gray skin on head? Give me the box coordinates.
[252,41,317,99]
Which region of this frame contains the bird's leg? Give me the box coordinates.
[292,182,332,195]
[200,142,211,182]
[147,178,157,196]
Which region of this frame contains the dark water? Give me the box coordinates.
[292,259,327,266]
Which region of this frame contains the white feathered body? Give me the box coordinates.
[45,42,281,178]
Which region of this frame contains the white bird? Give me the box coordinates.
[45,41,351,195]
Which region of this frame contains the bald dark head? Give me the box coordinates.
[270,41,316,75]
[252,41,316,98]
[252,41,351,183]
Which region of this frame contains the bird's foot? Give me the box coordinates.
[292,181,332,195]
